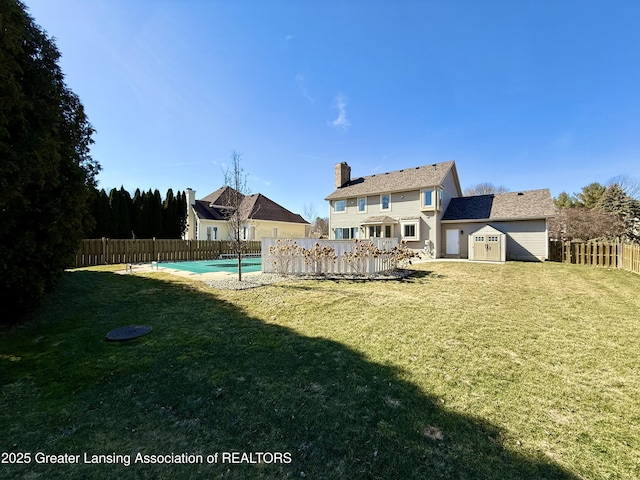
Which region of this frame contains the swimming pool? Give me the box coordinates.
[159,258,262,274]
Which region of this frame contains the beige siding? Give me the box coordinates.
[327,166,461,256]
[499,220,548,261]
[441,219,549,260]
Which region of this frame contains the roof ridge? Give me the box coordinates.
[356,160,453,181]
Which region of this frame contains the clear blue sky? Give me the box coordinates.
[25,0,640,218]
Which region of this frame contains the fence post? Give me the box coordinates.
[102,237,107,265]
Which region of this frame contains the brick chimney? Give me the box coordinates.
[335,162,351,188]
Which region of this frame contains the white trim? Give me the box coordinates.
[380,193,391,212]
[421,188,434,209]
[333,199,347,214]
[401,220,419,241]
[357,197,367,213]
[442,216,553,224]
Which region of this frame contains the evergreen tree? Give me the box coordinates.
[151,189,164,237]
[131,188,145,238]
[553,192,576,209]
[575,183,606,208]
[598,184,640,242]
[0,0,100,319]
[117,186,132,238]
[163,188,177,238]
[107,188,120,238]
[92,188,110,238]
[176,190,187,239]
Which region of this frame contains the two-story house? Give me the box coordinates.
[324,161,462,255]
[325,161,556,260]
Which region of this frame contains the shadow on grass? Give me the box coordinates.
[0,271,577,480]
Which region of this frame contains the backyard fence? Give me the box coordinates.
[74,238,261,267]
[548,240,640,274]
[261,238,401,275]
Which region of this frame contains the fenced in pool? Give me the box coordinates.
[158,257,262,274]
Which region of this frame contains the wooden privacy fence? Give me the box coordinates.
[261,238,400,275]
[75,238,261,267]
[548,240,640,274]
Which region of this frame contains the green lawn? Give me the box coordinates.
[1,262,639,479]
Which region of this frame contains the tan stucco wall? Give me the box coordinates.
[193,218,306,241]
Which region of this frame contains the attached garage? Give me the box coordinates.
[440,189,556,261]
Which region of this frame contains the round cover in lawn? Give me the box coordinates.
[105,325,153,341]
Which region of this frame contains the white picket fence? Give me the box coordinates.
[261,238,400,275]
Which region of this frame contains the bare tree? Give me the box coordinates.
[223,151,254,281]
[463,182,509,196]
[303,203,317,223]
[608,175,640,200]
[549,207,625,241]
[311,216,329,238]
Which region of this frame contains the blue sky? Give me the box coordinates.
[25,0,640,218]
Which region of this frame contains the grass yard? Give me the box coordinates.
[1,261,639,479]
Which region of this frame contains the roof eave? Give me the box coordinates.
[441,215,555,223]
[325,183,444,201]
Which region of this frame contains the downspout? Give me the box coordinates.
[433,187,439,258]
[435,184,446,259]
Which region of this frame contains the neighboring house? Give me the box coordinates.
[325,161,555,261]
[184,187,309,241]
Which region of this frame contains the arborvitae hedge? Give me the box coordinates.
[86,187,187,239]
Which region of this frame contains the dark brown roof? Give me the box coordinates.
[242,193,309,224]
[194,187,308,225]
[325,160,459,200]
[201,186,243,206]
[193,200,228,220]
[442,189,556,221]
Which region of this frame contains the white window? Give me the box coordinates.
[334,200,346,213]
[206,226,213,240]
[357,197,367,213]
[422,189,434,208]
[380,194,391,211]
[335,227,359,239]
[272,227,278,237]
[369,225,382,238]
[402,222,419,240]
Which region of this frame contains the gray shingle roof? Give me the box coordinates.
[361,215,398,224]
[325,160,458,200]
[442,189,556,221]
